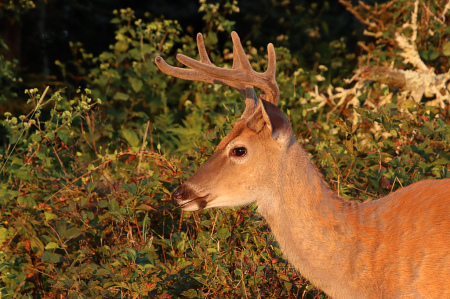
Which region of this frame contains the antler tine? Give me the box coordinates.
[196,33,212,65]
[177,31,279,105]
[231,32,279,104]
[231,38,241,70]
[155,57,225,87]
[230,32,253,72]
[196,32,258,110]
[229,33,259,119]
[155,34,247,97]
[156,32,259,119]
[266,43,277,78]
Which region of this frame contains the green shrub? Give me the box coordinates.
[1,0,449,298]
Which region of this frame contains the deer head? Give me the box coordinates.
[155,32,293,211]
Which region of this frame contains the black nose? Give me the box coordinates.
[171,186,184,207]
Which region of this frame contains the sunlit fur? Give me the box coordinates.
[175,103,450,299]
[159,30,450,299]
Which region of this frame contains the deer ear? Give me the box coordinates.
[246,98,292,143]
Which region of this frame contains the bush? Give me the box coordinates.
[1,0,449,298]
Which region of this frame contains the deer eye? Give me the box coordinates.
[231,147,247,157]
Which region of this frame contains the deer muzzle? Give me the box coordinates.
[171,184,209,211]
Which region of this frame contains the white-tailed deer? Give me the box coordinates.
[155,32,450,299]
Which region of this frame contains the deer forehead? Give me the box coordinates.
[218,124,278,153]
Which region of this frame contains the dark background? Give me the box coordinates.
[0,0,381,83]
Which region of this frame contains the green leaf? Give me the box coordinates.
[125,247,137,260]
[130,78,143,93]
[109,199,120,212]
[140,44,152,54]
[284,281,293,291]
[433,158,450,165]
[419,49,440,61]
[136,204,155,211]
[420,121,434,136]
[98,200,108,208]
[115,40,128,52]
[121,182,138,195]
[96,268,112,276]
[0,227,8,247]
[30,238,45,255]
[129,271,138,281]
[57,131,70,144]
[45,132,55,141]
[143,213,151,228]
[401,100,416,109]
[52,282,67,289]
[201,220,212,226]
[443,42,450,56]
[217,227,231,239]
[99,51,114,61]
[86,182,98,194]
[176,261,192,271]
[44,212,58,221]
[41,251,64,263]
[120,129,139,147]
[31,134,42,143]
[17,195,36,207]
[306,284,315,291]
[0,38,9,50]
[65,227,83,239]
[113,92,130,101]
[35,151,46,161]
[204,31,218,47]
[364,153,378,160]
[45,242,60,250]
[181,289,198,298]
[277,272,289,281]
[194,276,208,286]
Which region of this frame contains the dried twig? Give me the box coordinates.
[305,0,450,122]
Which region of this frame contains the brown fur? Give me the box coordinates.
[158,31,450,299]
[172,107,450,299]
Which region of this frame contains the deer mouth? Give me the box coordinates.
[179,194,209,211]
[171,184,210,211]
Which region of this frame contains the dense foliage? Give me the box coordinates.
[1,0,449,298]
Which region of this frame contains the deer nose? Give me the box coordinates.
[171,187,184,207]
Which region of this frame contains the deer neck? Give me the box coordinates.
[257,141,359,297]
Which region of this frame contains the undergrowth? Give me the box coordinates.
[1,0,449,298]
